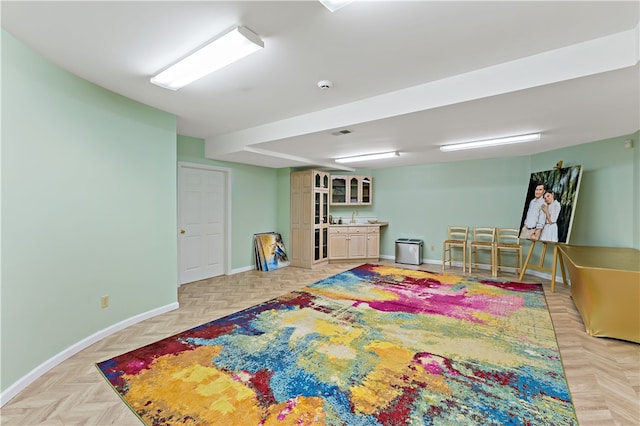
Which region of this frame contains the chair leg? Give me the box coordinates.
[443,244,471,273]
[462,246,466,273]
[491,246,497,277]
[442,243,446,272]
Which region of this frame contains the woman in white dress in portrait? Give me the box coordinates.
[539,190,561,242]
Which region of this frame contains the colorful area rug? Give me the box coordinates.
[96,264,577,425]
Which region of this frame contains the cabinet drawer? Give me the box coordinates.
[329,227,348,234]
[367,227,379,234]
[348,226,365,233]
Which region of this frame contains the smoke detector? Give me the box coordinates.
[317,80,333,90]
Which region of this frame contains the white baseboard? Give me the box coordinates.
[380,254,567,283]
[230,265,255,275]
[0,302,179,407]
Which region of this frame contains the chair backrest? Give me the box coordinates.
[472,227,495,243]
[448,226,468,241]
[497,228,520,245]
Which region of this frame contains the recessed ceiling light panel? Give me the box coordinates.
[151,26,264,90]
[439,133,541,152]
[319,0,354,12]
[335,151,399,163]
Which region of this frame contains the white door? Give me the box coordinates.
[178,163,228,285]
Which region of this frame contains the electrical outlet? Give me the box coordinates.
[430,245,435,251]
[101,295,109,309]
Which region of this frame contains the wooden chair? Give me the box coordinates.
[469,227,496,277]
[495,228,522,276]
[442,226,469,273]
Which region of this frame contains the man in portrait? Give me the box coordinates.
[520,183,546,240]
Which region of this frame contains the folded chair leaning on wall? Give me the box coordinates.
[442,226,469,273]
[469,227,496,277]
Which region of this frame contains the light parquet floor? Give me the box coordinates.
[1,260,638,425]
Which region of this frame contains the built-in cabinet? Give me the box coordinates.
[366,226,380,258]
[328,225,380,261]
[330,175,372,205]
[292,171,381,268]
[290,170,330,268]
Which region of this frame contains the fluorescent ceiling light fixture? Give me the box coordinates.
[319,0,354,12]
[335,151,399,163]
[151,26,263,90]
[439,133,541,152]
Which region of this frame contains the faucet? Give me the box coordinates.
[351,211,358,224]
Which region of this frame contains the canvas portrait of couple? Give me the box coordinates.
[519,165,583,244]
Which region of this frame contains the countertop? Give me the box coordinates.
[329,221,388,227]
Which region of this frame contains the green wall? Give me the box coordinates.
[1,31,178,392]
[366,133,639,268]
[180,132,638,273]
[2,26,638,401]
[177,136,282,270]
[371,157,531,260]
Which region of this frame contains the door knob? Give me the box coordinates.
[180,229,186,234]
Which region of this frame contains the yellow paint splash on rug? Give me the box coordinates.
[124,346,263,424]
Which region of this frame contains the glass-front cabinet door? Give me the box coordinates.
[322,228,328,259]
[349,177,359,203]
[331,176,347,205]
[331,175,373,205]
[314,192,321,224]
[315,171,330,190]
[315,190,328,225]
[314,222,328,262]
[361,176,372,205]
[314,177,329,262]
[322,193,328,223]
[314,229,320,261]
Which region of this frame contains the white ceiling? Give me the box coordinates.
[2,1,639,170]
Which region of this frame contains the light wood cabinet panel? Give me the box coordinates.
[348,233,367,258]
[367,227,380,258]
[328,231,348,259]
[290,170,330,268]
[328,225,380,261]
[294,171,379,266]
